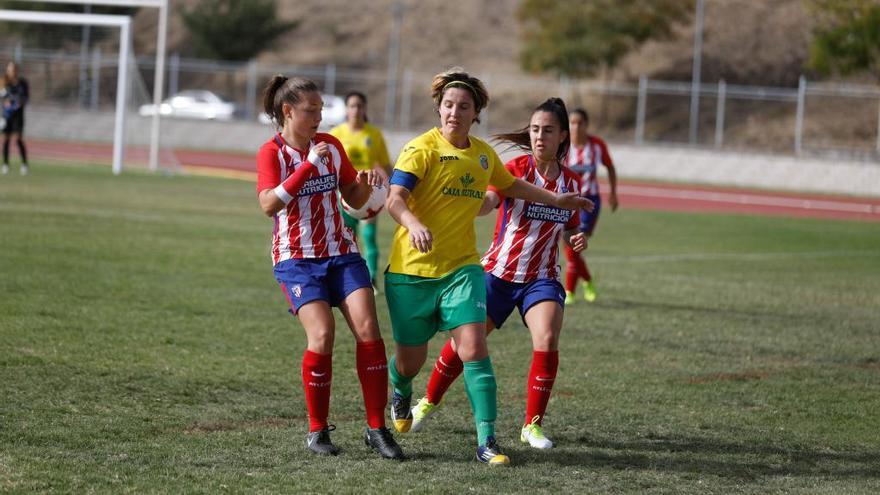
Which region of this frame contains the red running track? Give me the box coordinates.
[27,139,880,222]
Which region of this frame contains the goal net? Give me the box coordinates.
[0,8,179,173]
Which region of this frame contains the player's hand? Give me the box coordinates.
[610,191,619,212]
[407,222,433,253]
[372,165,390,185]
[569,232,587,253]
[556,192,595,212]
[357,169,384,188]
[306,142,330,166]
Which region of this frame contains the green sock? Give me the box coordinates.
[388,355,413,397]
[362,222,378,280]
[463,357,497,446]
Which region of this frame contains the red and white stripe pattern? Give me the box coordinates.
[482,155,580,283]
[566,135,610,196]
[260,134,358,264]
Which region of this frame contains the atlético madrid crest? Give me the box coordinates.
[479,154,489,170]
[292,285,302,298]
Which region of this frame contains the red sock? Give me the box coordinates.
[301,350,332,432]
[525,350,559,426]
[564,246,591,291]
[356,340,388,429]
[425,339,464,404]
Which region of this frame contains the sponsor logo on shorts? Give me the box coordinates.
[292,285,302,298]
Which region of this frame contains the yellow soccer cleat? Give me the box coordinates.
[476,437,511,466]
[583,281,597,302]
[390,392,412,433]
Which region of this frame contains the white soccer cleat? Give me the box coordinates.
[410,396,440,433]
[520,417,554,449]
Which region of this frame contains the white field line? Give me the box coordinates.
[591,250,879,264]
[619,185,880,214]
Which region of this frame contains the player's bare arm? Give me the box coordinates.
[386,185,433,253]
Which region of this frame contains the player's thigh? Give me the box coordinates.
[385,272,441,347]
[338,287,381,343]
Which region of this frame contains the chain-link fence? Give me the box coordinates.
[5,42,880,161]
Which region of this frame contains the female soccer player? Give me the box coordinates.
[385,68,591,465]
[330,92,392,288]
[408,98,586,450]
[256,75,403,460]
[2,62,29,175]
[563,108,618,303]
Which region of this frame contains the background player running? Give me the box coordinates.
[563,108,619,303]
[410,97,588,450]
[256,75,403,460]
[330,91,392,289]
[384,68,591,465]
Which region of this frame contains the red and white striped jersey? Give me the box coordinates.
[566,135,612,196]
[256,133,359,264]
[482,155,581,283]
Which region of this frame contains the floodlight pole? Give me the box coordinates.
[689,0,705,145]
[149,0,168,172]
[0,9,131,175]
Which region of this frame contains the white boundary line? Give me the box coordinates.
[589,250,879,264]
[619,185,880,214]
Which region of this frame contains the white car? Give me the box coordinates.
[258,94,346,129]
[139,90,237,121]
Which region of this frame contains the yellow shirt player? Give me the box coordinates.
[329,92,392,286]
[387,127,514,278]
[384,68,591,466]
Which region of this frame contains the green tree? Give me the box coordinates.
[180,0,297,61]
[518,0,693,77]
[807,0,880,78]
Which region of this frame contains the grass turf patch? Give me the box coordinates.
[1,163,879,494]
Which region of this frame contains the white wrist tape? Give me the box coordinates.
[307,148,325,166]
[273,184,294,204]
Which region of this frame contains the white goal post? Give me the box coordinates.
[0,9,132,174]
[21,0,169,173]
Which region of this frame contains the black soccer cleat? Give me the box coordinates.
[306,425,340,456]
[364,426,405,460]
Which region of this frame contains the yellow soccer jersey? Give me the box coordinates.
[388,127,516,278]
[329,122,391,172]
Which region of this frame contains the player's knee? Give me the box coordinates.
[308,329,335,354]
[533,332,559,352]
[457,341,489,362]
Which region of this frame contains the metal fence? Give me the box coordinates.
[6,43,880,161]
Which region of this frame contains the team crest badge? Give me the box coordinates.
[479,154,489,170]
[292,285,302,298]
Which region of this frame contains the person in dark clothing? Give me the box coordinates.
[2,62,29,175]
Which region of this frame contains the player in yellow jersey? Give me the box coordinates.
[330,92,391,288]
[385,68,592,465]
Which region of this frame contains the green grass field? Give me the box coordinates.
[2,163,879,494]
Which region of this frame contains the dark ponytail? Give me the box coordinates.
[261,75,320,128]
[493,97,571,163]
